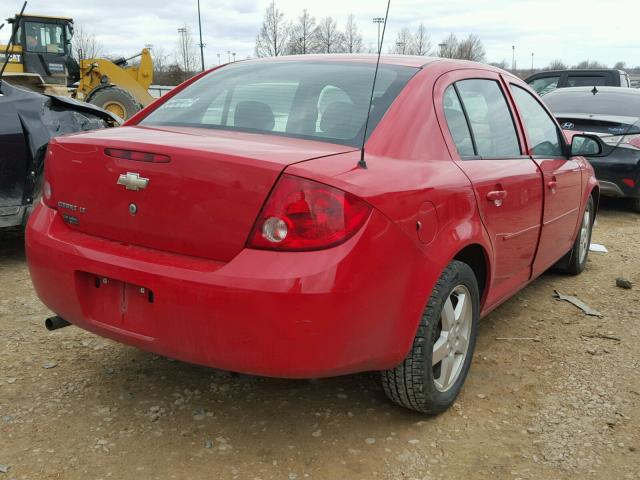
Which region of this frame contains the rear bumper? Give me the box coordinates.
[26,205,426,378]
[589,150,640,199]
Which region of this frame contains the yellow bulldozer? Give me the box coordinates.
[0,12,154,119]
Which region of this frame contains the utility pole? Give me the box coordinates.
[512,45,515,71]
[531,52,534,70]
[197,0,205,71]
[373,17,384,52]
[178,26,188,81]
[217,53,221,65]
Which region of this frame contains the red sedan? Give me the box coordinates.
[27,55,601,414]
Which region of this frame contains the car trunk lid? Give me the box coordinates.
[556,113,640,136]
[47,125,356,262]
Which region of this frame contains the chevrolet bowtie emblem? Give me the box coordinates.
[117,172,149,191]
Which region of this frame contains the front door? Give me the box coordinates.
[435,72,543,307]
[507,84,582,275]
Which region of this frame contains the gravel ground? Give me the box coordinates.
[1,199,638,480]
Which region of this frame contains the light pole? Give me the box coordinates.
[372,17,384,52]
[217,53,221,65]
[197,0,205,71]
[531,52,534,70]
[512,45,516,71]
[178,26,188,81]
[232,52,236,62]
[227,50,231,63]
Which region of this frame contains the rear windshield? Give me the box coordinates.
[139,61,418,147]
[544,89,640,117]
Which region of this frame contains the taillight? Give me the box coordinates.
[247,174,372,251]
[602,133,640,150]
[42,147,56,208]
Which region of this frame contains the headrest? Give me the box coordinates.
[320,101,361,139]
[234,101,275,131]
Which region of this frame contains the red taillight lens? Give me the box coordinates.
[247,175,372,251]
[104,148,170,163]
[42,146,56,209]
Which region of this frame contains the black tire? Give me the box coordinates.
[381,260,480,415]
[554,195,594,275]
[630,197,640,213]
[87,86,141,120]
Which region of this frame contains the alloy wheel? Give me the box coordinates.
[432,285,473,392]
[578,204,591,264]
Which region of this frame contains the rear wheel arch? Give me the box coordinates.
[453,244,489,307]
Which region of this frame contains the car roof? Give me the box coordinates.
[240,54,507,70]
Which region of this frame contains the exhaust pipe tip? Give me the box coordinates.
[45,316,71,331]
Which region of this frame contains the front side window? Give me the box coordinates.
[455,79,521,158]
[528,76,559,96]
[141,61,417,147]
[24,22,65,54]
[510,85,563,156]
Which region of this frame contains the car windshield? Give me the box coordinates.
[544,90,640,117]
[140,61,418,147]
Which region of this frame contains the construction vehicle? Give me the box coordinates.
[0,12,154,119]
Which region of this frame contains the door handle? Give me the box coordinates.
[486,190,507,206]
[547,180,558,190]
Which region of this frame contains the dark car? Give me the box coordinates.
[543,86,640,211]
[0,80,119,228]
[526,69,631,96]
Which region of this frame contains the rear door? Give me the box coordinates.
[435,71,543,307]
[507,83,582,275]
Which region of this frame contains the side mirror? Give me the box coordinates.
[570,134,604,157]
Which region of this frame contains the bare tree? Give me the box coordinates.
[456,34,485,62]
[437,33,484,62]
[343,14,363,54]
[411,23,431,56]
[546,59,567,70]
[613,61,626,70]
[391,28,412,54]
[489,60,509,70]
[255,1,289,57]
[176,25,198,79]
[437,33,459,58]
[71,24,103,61]
[150,46,174,84]
[574,59,607,69]
[314,17,344,53]
[287,9,316,55]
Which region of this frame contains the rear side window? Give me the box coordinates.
[510,85,563,156]
[140,61,417,147]
[567,76,607,87]
[443,86,474,156]
[455,79,521,157]
[528,76,559,96]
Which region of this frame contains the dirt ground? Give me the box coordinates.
[1,198,638,480]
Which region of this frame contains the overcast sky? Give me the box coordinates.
[3,0,639,69]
